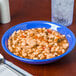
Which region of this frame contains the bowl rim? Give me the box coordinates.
[1,20,76,63]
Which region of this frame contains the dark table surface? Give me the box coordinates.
[0,0,76,76]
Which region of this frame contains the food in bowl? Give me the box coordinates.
[8,28,69,60]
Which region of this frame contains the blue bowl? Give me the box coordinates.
[1,21,76,64]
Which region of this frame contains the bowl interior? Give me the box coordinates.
[2,21,75,63]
